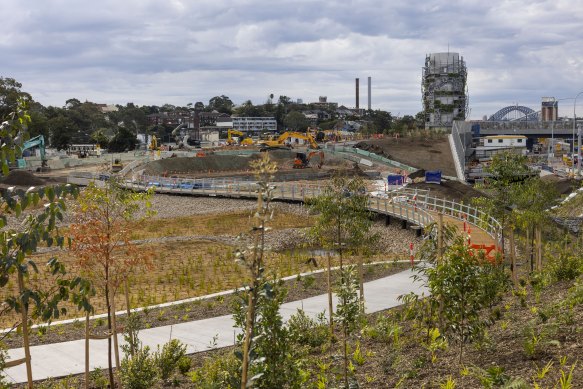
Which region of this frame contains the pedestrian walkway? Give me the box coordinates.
[5,268,426,384]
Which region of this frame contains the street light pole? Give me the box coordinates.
[578,124,582,176]
[573,91,583,175]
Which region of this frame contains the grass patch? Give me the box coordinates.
[128,210,314,240]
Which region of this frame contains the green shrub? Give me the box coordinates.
[288,309,329,348]
[188,352,241,389]
[546,240,583,281]
[118,346,158,389]
[154,339,187,381]
[89,367,109,389]
[177,356,192,375]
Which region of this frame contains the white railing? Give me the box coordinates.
[122,177,500,241]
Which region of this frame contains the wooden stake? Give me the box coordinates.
[110,296,120,369]
[509,228,516,284]
[536,227,543,271]
[85,311,90,389]
[124,279,135,357]
[358,254,364,313]
[437,213,444,262]
[17,272,33,389]
[327,253,334,334]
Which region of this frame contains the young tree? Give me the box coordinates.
[473,151,533,254]
[334,265,361,388]
[69,179,153,388]
[309,175,375,387]
[414,233,509,363]
[1,99,92,388]
[233,153,278,389]
[512,177,558,271]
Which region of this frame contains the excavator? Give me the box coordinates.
[148,135,159,150]
[17,135,48,169]
[293,150,324,169]
[227,129,254,145]
[259,131,319,151]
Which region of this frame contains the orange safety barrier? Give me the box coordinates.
[469,243,500,263]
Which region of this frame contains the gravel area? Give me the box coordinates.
[4,194,420,258]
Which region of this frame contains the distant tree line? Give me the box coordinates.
[1,76,426,151]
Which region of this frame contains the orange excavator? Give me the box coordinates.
[293,150,324,169]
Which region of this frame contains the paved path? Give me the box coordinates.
[432,212,497,247]
[5,268,426,384]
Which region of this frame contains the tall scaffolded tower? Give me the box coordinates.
[422,52,468,129]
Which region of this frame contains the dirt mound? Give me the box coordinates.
[143,150,349,177]
[353,142,392,159]
[355,137,456,176]
[541,175,579,195]
[0,170,46,187]
[144,155,260,175]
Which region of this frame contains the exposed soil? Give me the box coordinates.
[408,179,488,203]
[141,149,355,180]
[0,170,66,193]
[354,137,456,176]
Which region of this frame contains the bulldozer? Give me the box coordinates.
[293,150,324,169]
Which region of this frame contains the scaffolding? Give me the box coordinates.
[422,53,468,129]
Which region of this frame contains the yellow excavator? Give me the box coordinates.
[227,129,254,145]
[259,131,319,150]
[148,135,159,150]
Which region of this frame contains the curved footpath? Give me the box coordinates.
[5,268,426,384]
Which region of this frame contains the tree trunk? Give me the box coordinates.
[17,272,33,389]
[240,290,256,389]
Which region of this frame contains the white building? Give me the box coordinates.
[482,135,527,148]
[476,135,527,159]
[232,117,277,133]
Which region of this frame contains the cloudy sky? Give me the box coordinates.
[2,0,583,119]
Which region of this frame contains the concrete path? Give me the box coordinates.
[5,268,426,384]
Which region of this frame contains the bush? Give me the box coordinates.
[118,346,157,389]
[188,352,241,389]
[177,356,192,375]
[547,246,583,281]
[154,339,187,381]
[288,309,329,348]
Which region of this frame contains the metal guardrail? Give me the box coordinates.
[450,121,467,181]
[122,177,434,230]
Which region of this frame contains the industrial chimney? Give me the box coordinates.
[367,77,371,110]
[355,78,360,110]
